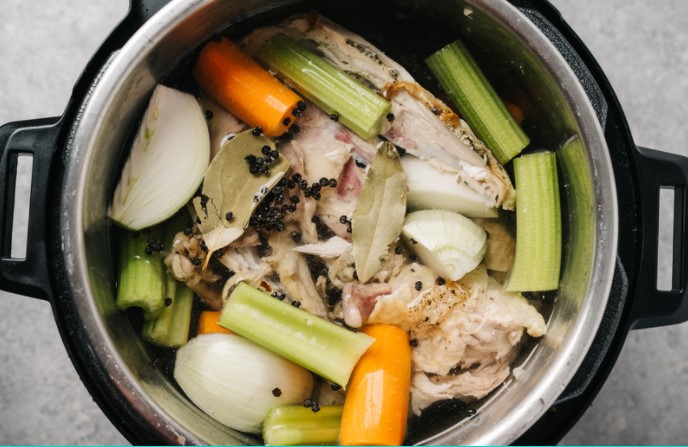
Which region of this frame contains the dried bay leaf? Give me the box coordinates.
[352,141,407,283]
[193,130,290,261]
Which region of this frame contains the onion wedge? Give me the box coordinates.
[108,84,210,230]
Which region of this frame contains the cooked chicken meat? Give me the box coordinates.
[476,219,516,273]
[265,229,328,317]
[197,93,249,159]
[368,266,545,413]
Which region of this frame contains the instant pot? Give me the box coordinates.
[1,0,687,444]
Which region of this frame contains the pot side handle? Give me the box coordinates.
[632,147,688,329]
[0,118,60,301]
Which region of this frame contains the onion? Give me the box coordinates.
[401,156,498,218]
[402,209,486,281]
[108,84,210,230]
[174,333,314,434]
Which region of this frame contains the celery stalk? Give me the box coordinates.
[426,40,530,164]
[263,405,343,446]
[505,151,561,291]
[259,33,391,139]
[220,282,374,387]
[116,228,165,318]
[142,272,194,348]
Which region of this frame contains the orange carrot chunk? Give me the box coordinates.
[193,37,303,137]
[504,100,525,126]
[339,324,412,446]
[197,310,232,335]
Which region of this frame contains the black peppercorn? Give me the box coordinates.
[225,211,234,222]
[251,127,263,136]
[386,112,395,122]
[415,281,423,291]
[410,338,418,347]
[272,387,282,397]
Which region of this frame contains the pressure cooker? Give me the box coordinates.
[1,0,687,444]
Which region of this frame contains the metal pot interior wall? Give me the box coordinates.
[61,0,617,444]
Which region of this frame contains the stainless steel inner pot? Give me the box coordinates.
[59,0,618,444]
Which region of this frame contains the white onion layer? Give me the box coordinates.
[108,84,210,230]
[174,333,314,434]
[402,209,487,281]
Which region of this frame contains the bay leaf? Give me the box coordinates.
[193,130,290,260]
[352,141,407,283]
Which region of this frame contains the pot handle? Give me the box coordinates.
[0,118,61,301]
[631,146,688,329]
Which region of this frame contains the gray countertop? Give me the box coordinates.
[1,1,686,444]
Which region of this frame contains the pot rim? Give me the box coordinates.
[60,0,618,444]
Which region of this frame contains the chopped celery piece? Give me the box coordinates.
[116,228,165,318]
[259,33,391,139]
[426,40,530,164]
[220,282,375,387]
[142,272,194,348]
[506,151,562,291]
[263,405,342,446]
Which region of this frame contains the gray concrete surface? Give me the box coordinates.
[0,0,686,445]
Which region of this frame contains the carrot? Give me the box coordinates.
[197,310,232,335]
[193,37,303,137]
[504,100,525,125]
[339,324,411,446]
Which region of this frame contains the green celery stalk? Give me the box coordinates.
[505,151,562,292]
[263,405,343,446]
[259,33,391,139]
[116,228,165,318]
[142,272,194,348]
[426,40,530,164]
[220,282,375,387]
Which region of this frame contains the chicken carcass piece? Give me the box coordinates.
[475,218,516,273]
[197,92,248,159]
[343,260,437,328]
[217,246,275,301]
[241,14,515,211]
[265,229,328,318]
[165,231,225,309]
[281,104,375,239]
[369,267,546,414]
